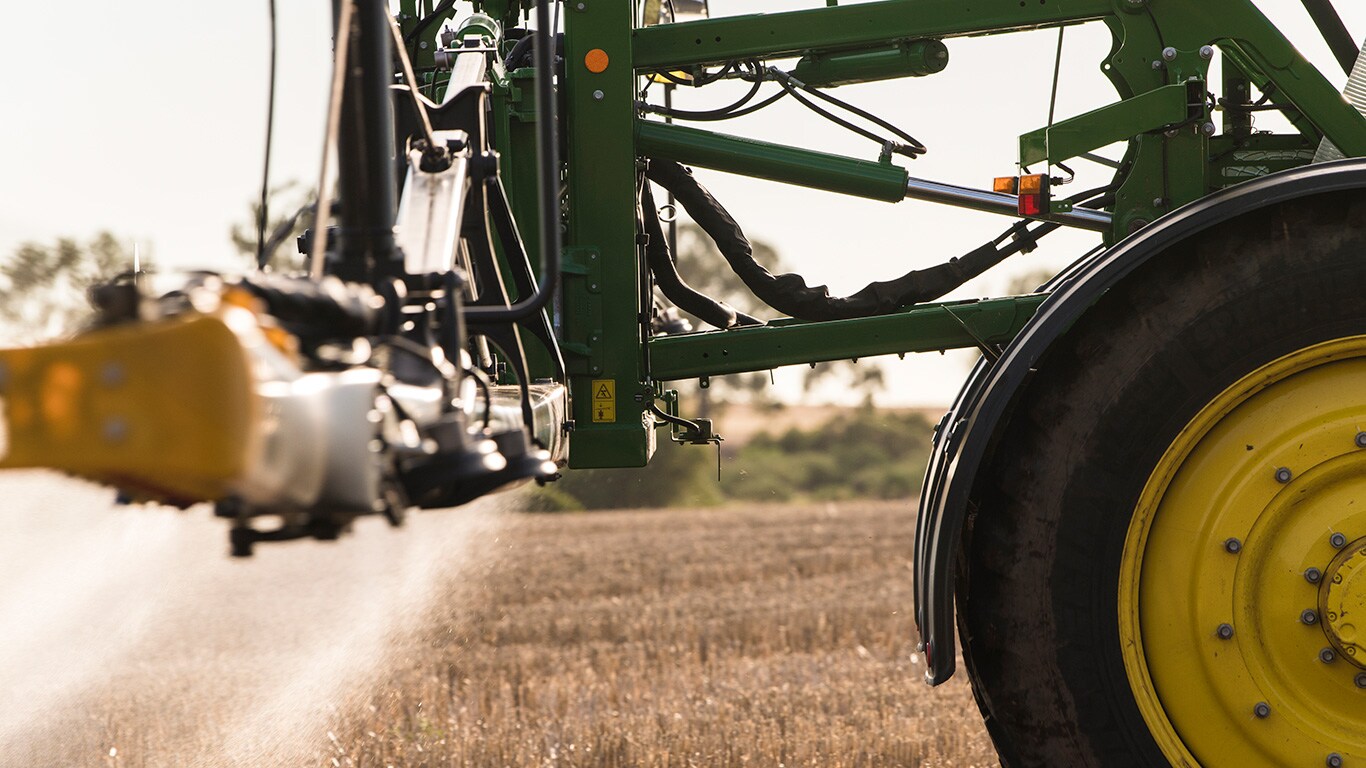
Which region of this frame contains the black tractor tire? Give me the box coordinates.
[956,188,1366,767]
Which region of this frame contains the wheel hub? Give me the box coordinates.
[1321,538,1366,669]
[1121,337,1366,767]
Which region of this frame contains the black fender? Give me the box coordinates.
[913,158,1366,685]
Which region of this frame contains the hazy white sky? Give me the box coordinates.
[0,1,1361,405]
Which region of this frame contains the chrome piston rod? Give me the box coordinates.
[904,177,1112,233]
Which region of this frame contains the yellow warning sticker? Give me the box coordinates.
[591,379,616,423]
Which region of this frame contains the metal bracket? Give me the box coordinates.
[1020,84,1191,167]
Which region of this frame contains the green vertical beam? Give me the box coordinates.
[562,2,654,468]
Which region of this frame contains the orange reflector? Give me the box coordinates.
[1019,174,1047,195]
[993,176,1019,195]
[585,48,610,73]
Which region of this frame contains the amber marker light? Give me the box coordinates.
[993,176,1019,195]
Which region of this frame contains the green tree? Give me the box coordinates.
[665,222,886,408]
[230,181,316,272]
[0,232,137,341]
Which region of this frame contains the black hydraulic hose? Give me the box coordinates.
[640,181,759,329]
[1299,0,1360,76]
[335,0,399,277]
[646,160,1058,321]
[463,0,560,323]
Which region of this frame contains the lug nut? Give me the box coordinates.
[1199,45,1214,60]
[1331,532,1348,549]
[1162,46,1178,62]
[1356,673,1366,689]
[1321,647,1337,664]
[1225,537,1242,554]
[1355,430,1366,448]
[1217,623,1234,639]
[1275,467,1293,483]
[1306,567,1323,584]
[1302,609,1320,625]
[1327,754,1344,768]
[1254,701,1271,718]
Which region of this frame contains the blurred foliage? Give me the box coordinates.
[0,232,137,341]
[536,434,725,511]
[667,222,886,408]
[230,181,316,272]
[525,406,933,510]
[727,407,933,503]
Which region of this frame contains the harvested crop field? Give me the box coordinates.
[2,474,996,767]
[340,500,999,768]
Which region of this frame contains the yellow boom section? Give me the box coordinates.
[0,314,256,503]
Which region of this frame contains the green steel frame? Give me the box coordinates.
[411,0,1366,468]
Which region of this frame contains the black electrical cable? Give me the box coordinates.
[654,59,741,88]
[779,80,912,157]
[385,13,437,154]
[772,68,925,155]
[255,0,278,270]
[768,69,925,158]
[638,75,765,120]
[462,0,560,323]
[404,0,454,44]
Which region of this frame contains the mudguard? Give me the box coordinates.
[913,158,1366,685]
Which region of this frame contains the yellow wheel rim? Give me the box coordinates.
[1121,337,1366,767]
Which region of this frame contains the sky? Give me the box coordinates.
[1,1,1362,406]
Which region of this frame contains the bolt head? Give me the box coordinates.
[1152,60,1164,70]
[1224,537,1242,554]
[1331,532,1348,549]
[1201,122,1217,136]
[1355,673,1366,688]
[1321,647,1337,664]
[101,363,125,388]
[1200,45,1215,60]
[575,1,586,8]
[1328,754,1344,768]
[1254,702,1271,718]
[1162,46,1178,62]
[1302,609,1320,625]
[1306,567,1323,584]
[1275,466,1293,483]
[1152,197,1166,208]
[592,89,605,100]
[102,417,128,443]
[1355,431,1366,448]
[1217,623,1234,639]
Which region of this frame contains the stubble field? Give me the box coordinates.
[330,500,998,767]
[2,475,996,767]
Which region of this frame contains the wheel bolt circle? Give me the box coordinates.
[1254,702,1271,718]
[1302,609,1320,625]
